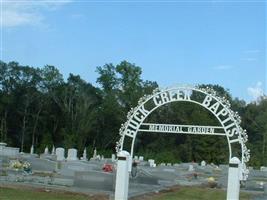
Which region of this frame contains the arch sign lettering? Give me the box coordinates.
[116,85,250,180]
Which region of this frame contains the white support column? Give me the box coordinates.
[115,151,130,200]
[227,157,240,200]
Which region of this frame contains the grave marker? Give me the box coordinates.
[67,148,78,161]
[56,147,65,161]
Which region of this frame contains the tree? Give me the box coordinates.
[0,60,266,166]
[116,61,143,110]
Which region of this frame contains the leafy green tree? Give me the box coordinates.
[0,60,266,166]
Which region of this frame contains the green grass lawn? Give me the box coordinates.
[0,187,94,200]
[152,187,252,200]
[0,186,253,200]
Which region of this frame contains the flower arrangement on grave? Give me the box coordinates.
[207,176,215,182]
[10,160,23,170]
[206,176,217,188]
[22,161,31,172]
[10,160,31,173]
[102,163,113,172]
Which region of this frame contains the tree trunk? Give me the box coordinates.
[262,130,267,165]
[3,110,7,141]
[21,109,27,152]
[21,98,30,152]
[0,117,3,142]
[32,106,42,146]
[52,119,58,144]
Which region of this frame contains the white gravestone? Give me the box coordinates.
[112,154,116,162]
[93,148,97,159]
[52,146,55,155]
[201,160,206,167]
[30,145,34,154]
[81,148,87,161]
[67,148,78,161]
[148,159,156,167]
[139,156,144,161]
[44,146,49,154]
[56,147,65,161]
[134,155,138,160]
[0,143,6,151]
[188,164,194,171]
[0,143,19,157]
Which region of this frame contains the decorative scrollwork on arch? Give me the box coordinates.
[116,85,250,180]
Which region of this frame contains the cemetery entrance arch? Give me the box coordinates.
[115,85,250,200]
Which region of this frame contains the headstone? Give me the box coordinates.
[210,162,219,168]
[101,155,104,160]
[30,145,34,154]
[160,163,166,166]
[112,154,116,162]
[0,143,19,157]
[260,166,267,172]
[56,147,65,161]
[75,171,113,191]
[201,160,206,167]
[93,148,97,159]
[139,156,144,161]
[52,146,55,155]
[167,163,172,166]
[0,142,6,151]
[81,148,87,161]
[67,148,78,161]
[28,158,57,172]
[148,159,156,167]
[188,164,194,171]
[260,181,265,189]
[134,156,138,160]
[44,146,49,154]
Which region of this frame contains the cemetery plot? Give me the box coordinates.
[0,147,266,199]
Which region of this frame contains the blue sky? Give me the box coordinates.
[1,0,266,102]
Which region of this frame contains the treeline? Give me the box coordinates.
[0,60,266,167]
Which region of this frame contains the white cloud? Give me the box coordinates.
[2,4,43,27]
[241,58,257,62]
[247,81,265,102]
[213,65,233,70]
[244,50,261,54]
[241,49,260,62]
[70,13,85,20]
[1,0,71,28]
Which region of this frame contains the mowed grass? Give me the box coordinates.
[132,186,253,200]
[155,187,252,200]
[0,186,253,200]
[0,187,99,200]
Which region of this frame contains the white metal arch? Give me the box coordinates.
[116,85,250,180]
